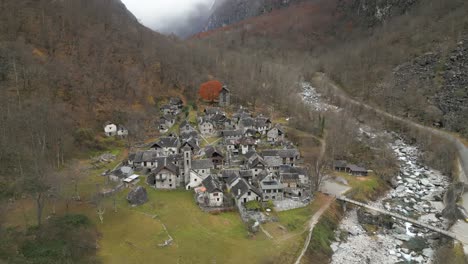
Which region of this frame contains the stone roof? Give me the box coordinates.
[247,157,267,169]
[181,138,200,151]
[205,146,224,158]
[262,149,299,158]
[239,117,255,127]
[181,130,198,140]
[131,150,159,163]
[204,107,222,115]
[260,180,283,190]
[264,156,282,167]
[152,137,179,149]
[334,160,348,168]
[279,165,307,176]
[192,159,214,170]
[151,158,179,175]
[281,173,300,182]
[347,164,367,173]
[202,175,223,193]
[221,130,243,138]
[231,178,260,199]
[222,169,240,180]
[239,170,253,178]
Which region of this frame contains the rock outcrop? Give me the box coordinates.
[127,186,148,206]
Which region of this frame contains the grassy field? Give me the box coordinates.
[333,171,387,202]
[4,178,318,264]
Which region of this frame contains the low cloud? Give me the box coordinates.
[121,0,215,38]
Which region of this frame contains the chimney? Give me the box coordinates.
[238,188,241,196]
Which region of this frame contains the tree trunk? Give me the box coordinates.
[36,193,44,226]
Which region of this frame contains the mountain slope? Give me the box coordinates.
[194,0,468,136]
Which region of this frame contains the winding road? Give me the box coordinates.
[311,73,468,187]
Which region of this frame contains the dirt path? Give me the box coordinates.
[294,196,334,264]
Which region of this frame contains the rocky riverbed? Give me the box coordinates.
[300,82,338,112]
[331,138,451,264]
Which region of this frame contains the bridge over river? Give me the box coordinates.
[336,196,468,245]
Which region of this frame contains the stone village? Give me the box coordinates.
[102,84,365,225]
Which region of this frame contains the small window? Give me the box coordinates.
[169,184,173,187]
[217,198,220,202]
[202,170,205,173]
[248,191,251,196]
[194,178,197,181]
[272,196,276,200]
[213,193,218,196]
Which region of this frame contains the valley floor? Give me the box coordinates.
[4,148,325,264]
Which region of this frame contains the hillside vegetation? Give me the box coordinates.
[195,0,468,137]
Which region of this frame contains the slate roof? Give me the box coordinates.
[239,170,253,178]
[222,169,240,181]
[221,130,243,138]
[262,149,299,159]
[279,165,307,175]
[281,173,300,182]
[264,156,282,167]
[211,113,227,123]
[239,137,255,145]
[204,107,222,115]
[151,158,179,175]
[247,157,267,169]
[334,160,348,168]
[191,159,214,170]
[239,117,255,127]
[181,130,198,140]
[244,149,259,160]
[181,138,200,152]
[162,113,176,121]
[131,150,159,163]
[112,166,134,178]
[202,175,223,193]
[347,164,367,173]
[260,179,283,190]
[231,178,261,199]
[152,137,179,149]
[205,146,224,158]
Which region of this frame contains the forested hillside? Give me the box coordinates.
[194,0,468,136]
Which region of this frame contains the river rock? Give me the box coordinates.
[127,186,148,206]
[422,248,433,258]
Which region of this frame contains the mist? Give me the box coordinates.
[121,0,216,38]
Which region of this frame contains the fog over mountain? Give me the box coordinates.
[121,0,216,37]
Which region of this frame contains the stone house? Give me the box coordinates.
[254,117,271,135]
[180,120,196,134]
[262,149,300,167]
[147,160,180,189]
[219,86,230,107]
[185,170,205,190]
[267,126,285,142]
[230,177,261,206]
[258,172,284,201]
[180,138,200,154]
[117,125,128,138]
[191,159,214,178]
[221,130,243,141]
[199,119,215,135]
[104,122,117,137]
[239,137,256,155]
[202,175,224,207]
[151,136,180,156]
[205,146,224,168]
[280,173,305,197]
